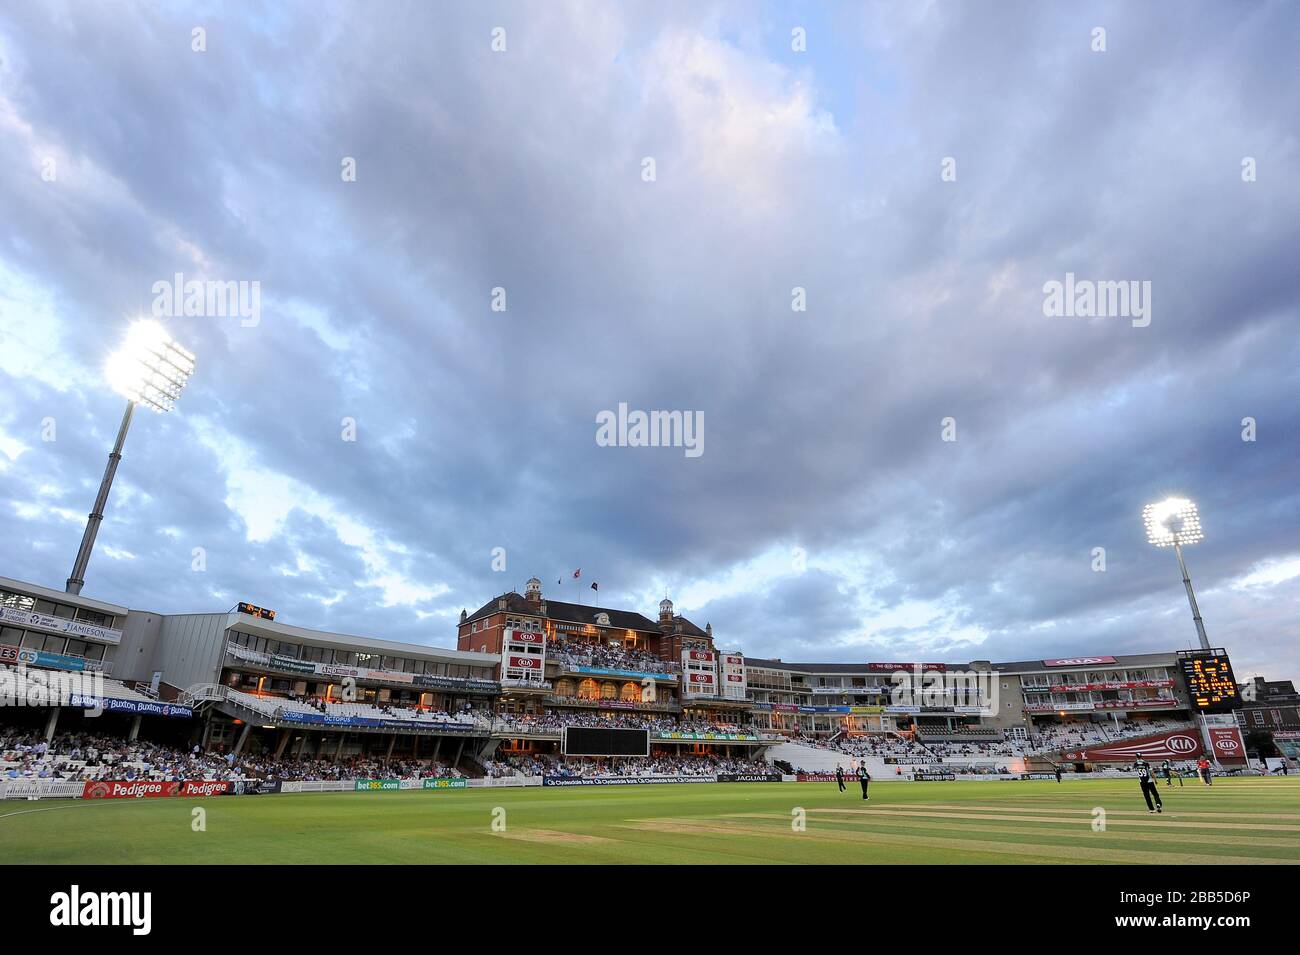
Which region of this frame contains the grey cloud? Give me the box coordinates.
[0,2,1297,678]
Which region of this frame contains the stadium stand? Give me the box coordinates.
[550,642,680,674]
[1,725,463,783]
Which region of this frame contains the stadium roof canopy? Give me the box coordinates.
[226,613,498,665]
[746,653,1182,675]
[0,574,128,617]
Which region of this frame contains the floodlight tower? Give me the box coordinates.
[1143,497,1209,651]
[65,321,196,595]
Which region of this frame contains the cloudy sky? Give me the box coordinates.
[1,2,1296,680]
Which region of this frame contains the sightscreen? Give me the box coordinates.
[562,727,650,756]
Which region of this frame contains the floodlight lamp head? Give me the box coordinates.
[105,320,196,413]
[1143,497,1204,547]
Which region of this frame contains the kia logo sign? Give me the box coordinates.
[1216,738,1240,752]
[1167,734,1198,753]
[1043,656,1118,667]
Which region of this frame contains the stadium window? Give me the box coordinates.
[42,634,66,653]
[65,639,88,658]
[0,627,22,646]
[19,631,42,649]
[74,608,113,627]
[83,643,105,662]
[33,599,57,615]
[0,589,35,611]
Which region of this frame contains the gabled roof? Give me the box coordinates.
[464,592,659,632]
[671,615,710,638]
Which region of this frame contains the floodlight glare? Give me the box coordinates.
[104,320,196,413]
[1143,495,1210,650]
[66,321,197,595]
[1143,496,1204,548]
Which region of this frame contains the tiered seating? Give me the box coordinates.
[485,753,769,779]
[551,642,679,674]
[225,689,320,717]
[0,665,157,706]
[1,724,465,783]
[1026,718,1192,754]
[322,701,473,725]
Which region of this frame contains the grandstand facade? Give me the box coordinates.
[1,570,1264,787]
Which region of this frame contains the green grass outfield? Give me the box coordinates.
[3,777,1299,864]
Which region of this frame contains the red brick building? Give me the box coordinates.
[456,577,714,661]
[456,578,750,724]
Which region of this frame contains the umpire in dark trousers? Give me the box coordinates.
[858,763,871,800]
[835,764,846,793]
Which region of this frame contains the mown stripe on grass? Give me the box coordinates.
[871,803,1300,820]
[625,818,1296,865]
[725,812,1300,851]
[492,829,616,845]
[792,817,1300,862]
[809,807,1300,832]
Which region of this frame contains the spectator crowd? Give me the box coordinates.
[482,753,769,779]
[550,642,679,675]
[0,726,462,783]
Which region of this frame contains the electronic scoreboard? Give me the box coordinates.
[236,602,277,621]
[1177,649,1241,713]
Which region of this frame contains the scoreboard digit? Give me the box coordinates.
[1177,650,1240,713]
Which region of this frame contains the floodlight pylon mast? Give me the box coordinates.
[1173,540,1210,651]
[66,401,136,595]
